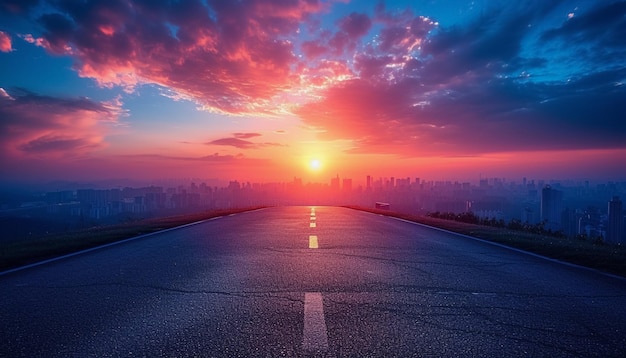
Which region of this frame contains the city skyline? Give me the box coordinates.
[3,174,624,244]
[1,0,626,185]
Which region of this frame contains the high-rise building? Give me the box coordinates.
[541,185,563,231]
[607,196,623,244]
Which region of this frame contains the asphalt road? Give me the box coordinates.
[1,206,625,357]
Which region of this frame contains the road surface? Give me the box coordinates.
[1,206,625,357]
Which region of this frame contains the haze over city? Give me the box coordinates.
[1,0,625,187]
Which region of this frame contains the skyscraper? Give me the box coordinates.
[541,185,563,232]
[607,196,623,244]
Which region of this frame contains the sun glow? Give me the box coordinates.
[309,158,321,171]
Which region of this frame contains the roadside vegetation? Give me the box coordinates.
[0,207,265,272]
[347,206,626,278]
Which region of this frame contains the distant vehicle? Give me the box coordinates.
[375,202,390,210]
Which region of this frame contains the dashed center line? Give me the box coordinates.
[302,292,328,352]
[303,208,328,352]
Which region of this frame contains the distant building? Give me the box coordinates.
[330,175,340,191]
[607,196,623,244]
[342,178,352,192]
[541,185,563,231]
[561,207,578,238]
[521,206,537,224]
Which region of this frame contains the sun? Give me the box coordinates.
[309,159,321,171]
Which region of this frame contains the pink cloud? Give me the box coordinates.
[206,133,285,150]
[0,89,121,160]
[207,138,259,150]
[27,0,328,114]
[0,31,12,52]
[295,78,414,141]
[18,135,101,154]
[233,133,262,139]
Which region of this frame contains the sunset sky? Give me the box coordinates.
[1,0,625,186]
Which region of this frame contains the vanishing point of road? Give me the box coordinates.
[1,206,625,357]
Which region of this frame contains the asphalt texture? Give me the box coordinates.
[1,206,625,357]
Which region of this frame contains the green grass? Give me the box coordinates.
[0,207,266,272]
[346,206,626,278]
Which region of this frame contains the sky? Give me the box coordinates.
[1,0,625,186]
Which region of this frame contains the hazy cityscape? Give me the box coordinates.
[2,175,625,246]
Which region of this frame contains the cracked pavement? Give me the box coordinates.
[1,206,626,357]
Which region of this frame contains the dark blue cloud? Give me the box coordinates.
[541,1,626,46]
[0,0,39,14]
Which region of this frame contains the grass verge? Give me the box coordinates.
[0,206,266,273]
[346,206,626,278]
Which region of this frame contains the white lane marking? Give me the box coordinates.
[302,292,328,351]
[310,222,316,228]
[472,292,497,296]
[309,235,319,249]
[310,216,316,221]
